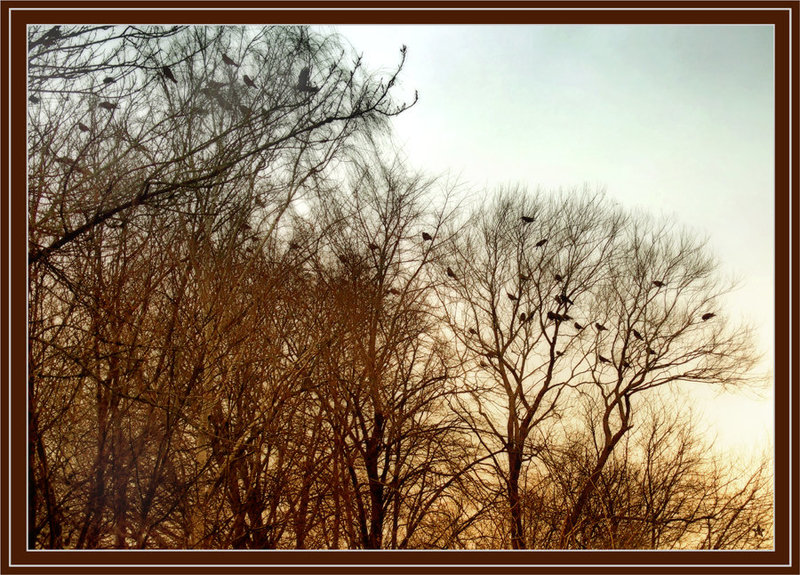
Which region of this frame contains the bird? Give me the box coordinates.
[297,66,320,93]
[521,215,535,223]
[574,322,584,330]
[555,350,563,356]
[447,267,458,279]
[598,355,610,364]
[595,322,607,332]
[632,329,643,341]
[479,361,488,368]
[507,292,518,301]
[387,288,401,295]
[621,360,631,369]
[547,311,562,322]
[469,328,478,335]
[647,347,656,355]
[519,312,527,322]
[162,66,177,84]
[368,242,379,251]
[562,294,575,305]
[103,77,116,84]
[421,231,433,241]
[702,312,716,321]
[243,74,256,88]
[562,313,573,321]
[98,101,117,111]
[221,53,238,67]
[555,295,564,305]
[78,122,90,132]
[535,239,548,248]
[28,95,40,104]
[652,280,666,288]
[554,274,563,282]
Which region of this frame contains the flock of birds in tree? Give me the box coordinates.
[42,46,321,150]
[413,213,718,370]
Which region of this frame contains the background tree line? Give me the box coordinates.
[27,24,772,549]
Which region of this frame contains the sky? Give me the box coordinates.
[325,24,775,457]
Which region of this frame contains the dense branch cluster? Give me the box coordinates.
[27,25,771,550]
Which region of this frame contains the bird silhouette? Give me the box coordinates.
[595,323,607,332]
[479,361,488,368]
[535,239,548,248]
[647,347,656,355]
[222,53,238,67]
[243,74,256,88]
[621,360,631,369]
[297,66,320,93]
[98,101,117,111]
[702,312,716,321]
[547,311,562,322]
[521,215,535,223]
[632,329,643,340]
[562,313,573,321]
[78,123,89,132]
[39,27,61,48]
[469,328,478,335]
[447,267,458,279]
[162,66,177,84]
[556,350,563,356]
[598,355,610,364]
[555,295,564,305]
[29,95,40,104]
[574,322,584,330]
[507,292,518,301]
[554,274,563,282]
[103,77,116,84]
[519,312,527,322]
[562,294,574,305]
[387,288,401,295]
[652,280,666,288]
[421,231,433,241]
[368,242,379,251]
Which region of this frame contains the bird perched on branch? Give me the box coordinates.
[554,274,563,282]
[702,312,716,321]
[519,312,527,322]
[103,77,116,84]
[162,66,177,84]
[78,123,90,132]
[98,101,117,111]
[447,267,458,279]
[521,215,535,224]
[222,53,238,67]
[595,322,607,332]
[598,355,610,364]
[421,231,433,241]
[243,74,256,88]
[507,292,518,301]
[632,329,643,341]
[652,280,666,288]
[297,66,320,93]
[535,238,548,248]
[547,311,563,322]
[574,322,584,330]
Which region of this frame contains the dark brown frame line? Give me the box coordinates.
[4,2,795,573]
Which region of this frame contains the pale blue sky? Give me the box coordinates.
[327,24,775,455]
